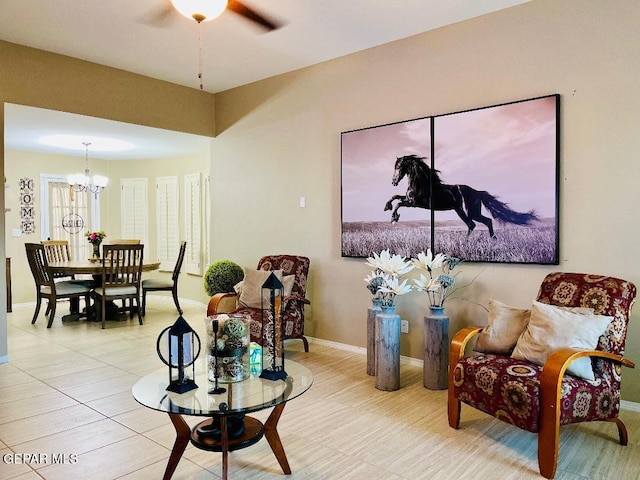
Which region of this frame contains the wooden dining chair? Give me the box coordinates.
[105,239,140,244]
[96,244,144,329]
[141,241,186,316]
[102,239,141,310]
[42,240,73,279]
[25,243,92,328]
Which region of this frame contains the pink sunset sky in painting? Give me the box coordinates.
[341,96,557,223]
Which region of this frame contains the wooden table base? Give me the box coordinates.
[164,402,290,480]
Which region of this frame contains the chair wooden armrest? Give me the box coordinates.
[447,326,483,429]
[539,348,635,479]
[207,292,238,316]
[449,326,484,364]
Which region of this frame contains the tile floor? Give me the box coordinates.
[2,297,640,480]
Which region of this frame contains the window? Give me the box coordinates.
[202,170,211,270]
[40,174,100,260]
[184,173,201,275]
[121,178,148,245]
[156,176,179,271]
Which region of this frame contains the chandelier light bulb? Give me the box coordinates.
[171,0,228,23]
[93,175,109,188]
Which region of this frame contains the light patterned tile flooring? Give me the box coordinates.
[1,297,640,479]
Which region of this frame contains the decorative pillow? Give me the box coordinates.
[474,299,530,355]
[511,301,613,381]
[235,275,295,299]
[282,275,295,298]
[474,300,596,355]
[237,269,291,308]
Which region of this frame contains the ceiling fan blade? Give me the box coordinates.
[227,0,283,31]
[137,1,178,28]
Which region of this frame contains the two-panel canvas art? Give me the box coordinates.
[341,94,559,264]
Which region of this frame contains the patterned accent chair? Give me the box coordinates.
[448,273,636,479]
[207,255,310,352]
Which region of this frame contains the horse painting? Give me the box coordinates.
[384,154,538,238]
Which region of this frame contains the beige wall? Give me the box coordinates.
[210,0,640,401]
[3,0,640,402]
[0,40,216,361]
[4,150,211,307]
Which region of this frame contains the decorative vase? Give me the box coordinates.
[375,305,401,391]
[205,314,251,383]
[423,305,449,390]
[92,243,101,259]
[366,298,382,376]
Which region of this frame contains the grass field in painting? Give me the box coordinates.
[341,219,557,264]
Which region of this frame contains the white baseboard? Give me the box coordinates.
[305,336,423,368]
[621,400,640,412]
[305,336,640,410]
[0,355,9,364]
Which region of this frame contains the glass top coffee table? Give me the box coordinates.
[132,359,313,480]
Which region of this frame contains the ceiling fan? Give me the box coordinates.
[146,0,282,31]
[144,0,283,90]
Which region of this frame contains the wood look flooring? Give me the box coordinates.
[1,298,639,479]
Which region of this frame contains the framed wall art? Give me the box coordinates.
[340,94,559,264]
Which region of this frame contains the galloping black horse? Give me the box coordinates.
[383,155,538,237]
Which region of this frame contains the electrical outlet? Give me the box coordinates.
[401,319,409,334]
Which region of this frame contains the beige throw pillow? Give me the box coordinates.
[474,300,595,355]
[237,269,294,308]
[234,274,294,298]
[511,301,613,381]
[282,275,295,298]
[474,299,530,355]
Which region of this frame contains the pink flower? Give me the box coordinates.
[85,230,106,245]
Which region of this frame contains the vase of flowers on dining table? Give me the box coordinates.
[85,230,106,259]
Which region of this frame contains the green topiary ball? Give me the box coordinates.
[203,260,244,296]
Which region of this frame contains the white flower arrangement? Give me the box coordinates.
[364,248,473,310]
[412,249,462,308]
[364,249,414,307]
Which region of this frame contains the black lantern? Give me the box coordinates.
[157,315,201,394]
[260,272,287,381]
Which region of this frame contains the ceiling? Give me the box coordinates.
[1,0,529,159]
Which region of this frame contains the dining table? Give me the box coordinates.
[48,258,161,322]
[48,258,161,276]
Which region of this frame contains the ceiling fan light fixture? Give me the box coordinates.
[171,0,228,23]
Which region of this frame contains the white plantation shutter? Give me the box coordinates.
[202,170,211,269]
[156,176,180,271]
[120,178,148,245]
[184,173,202,275]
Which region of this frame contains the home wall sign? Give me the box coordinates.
[340,94,559,264]
[19,177,36,235]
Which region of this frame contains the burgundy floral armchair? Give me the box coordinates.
[448,273,636,478]
[207,255,310,352]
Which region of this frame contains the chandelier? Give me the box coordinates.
[67,142,108,197]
